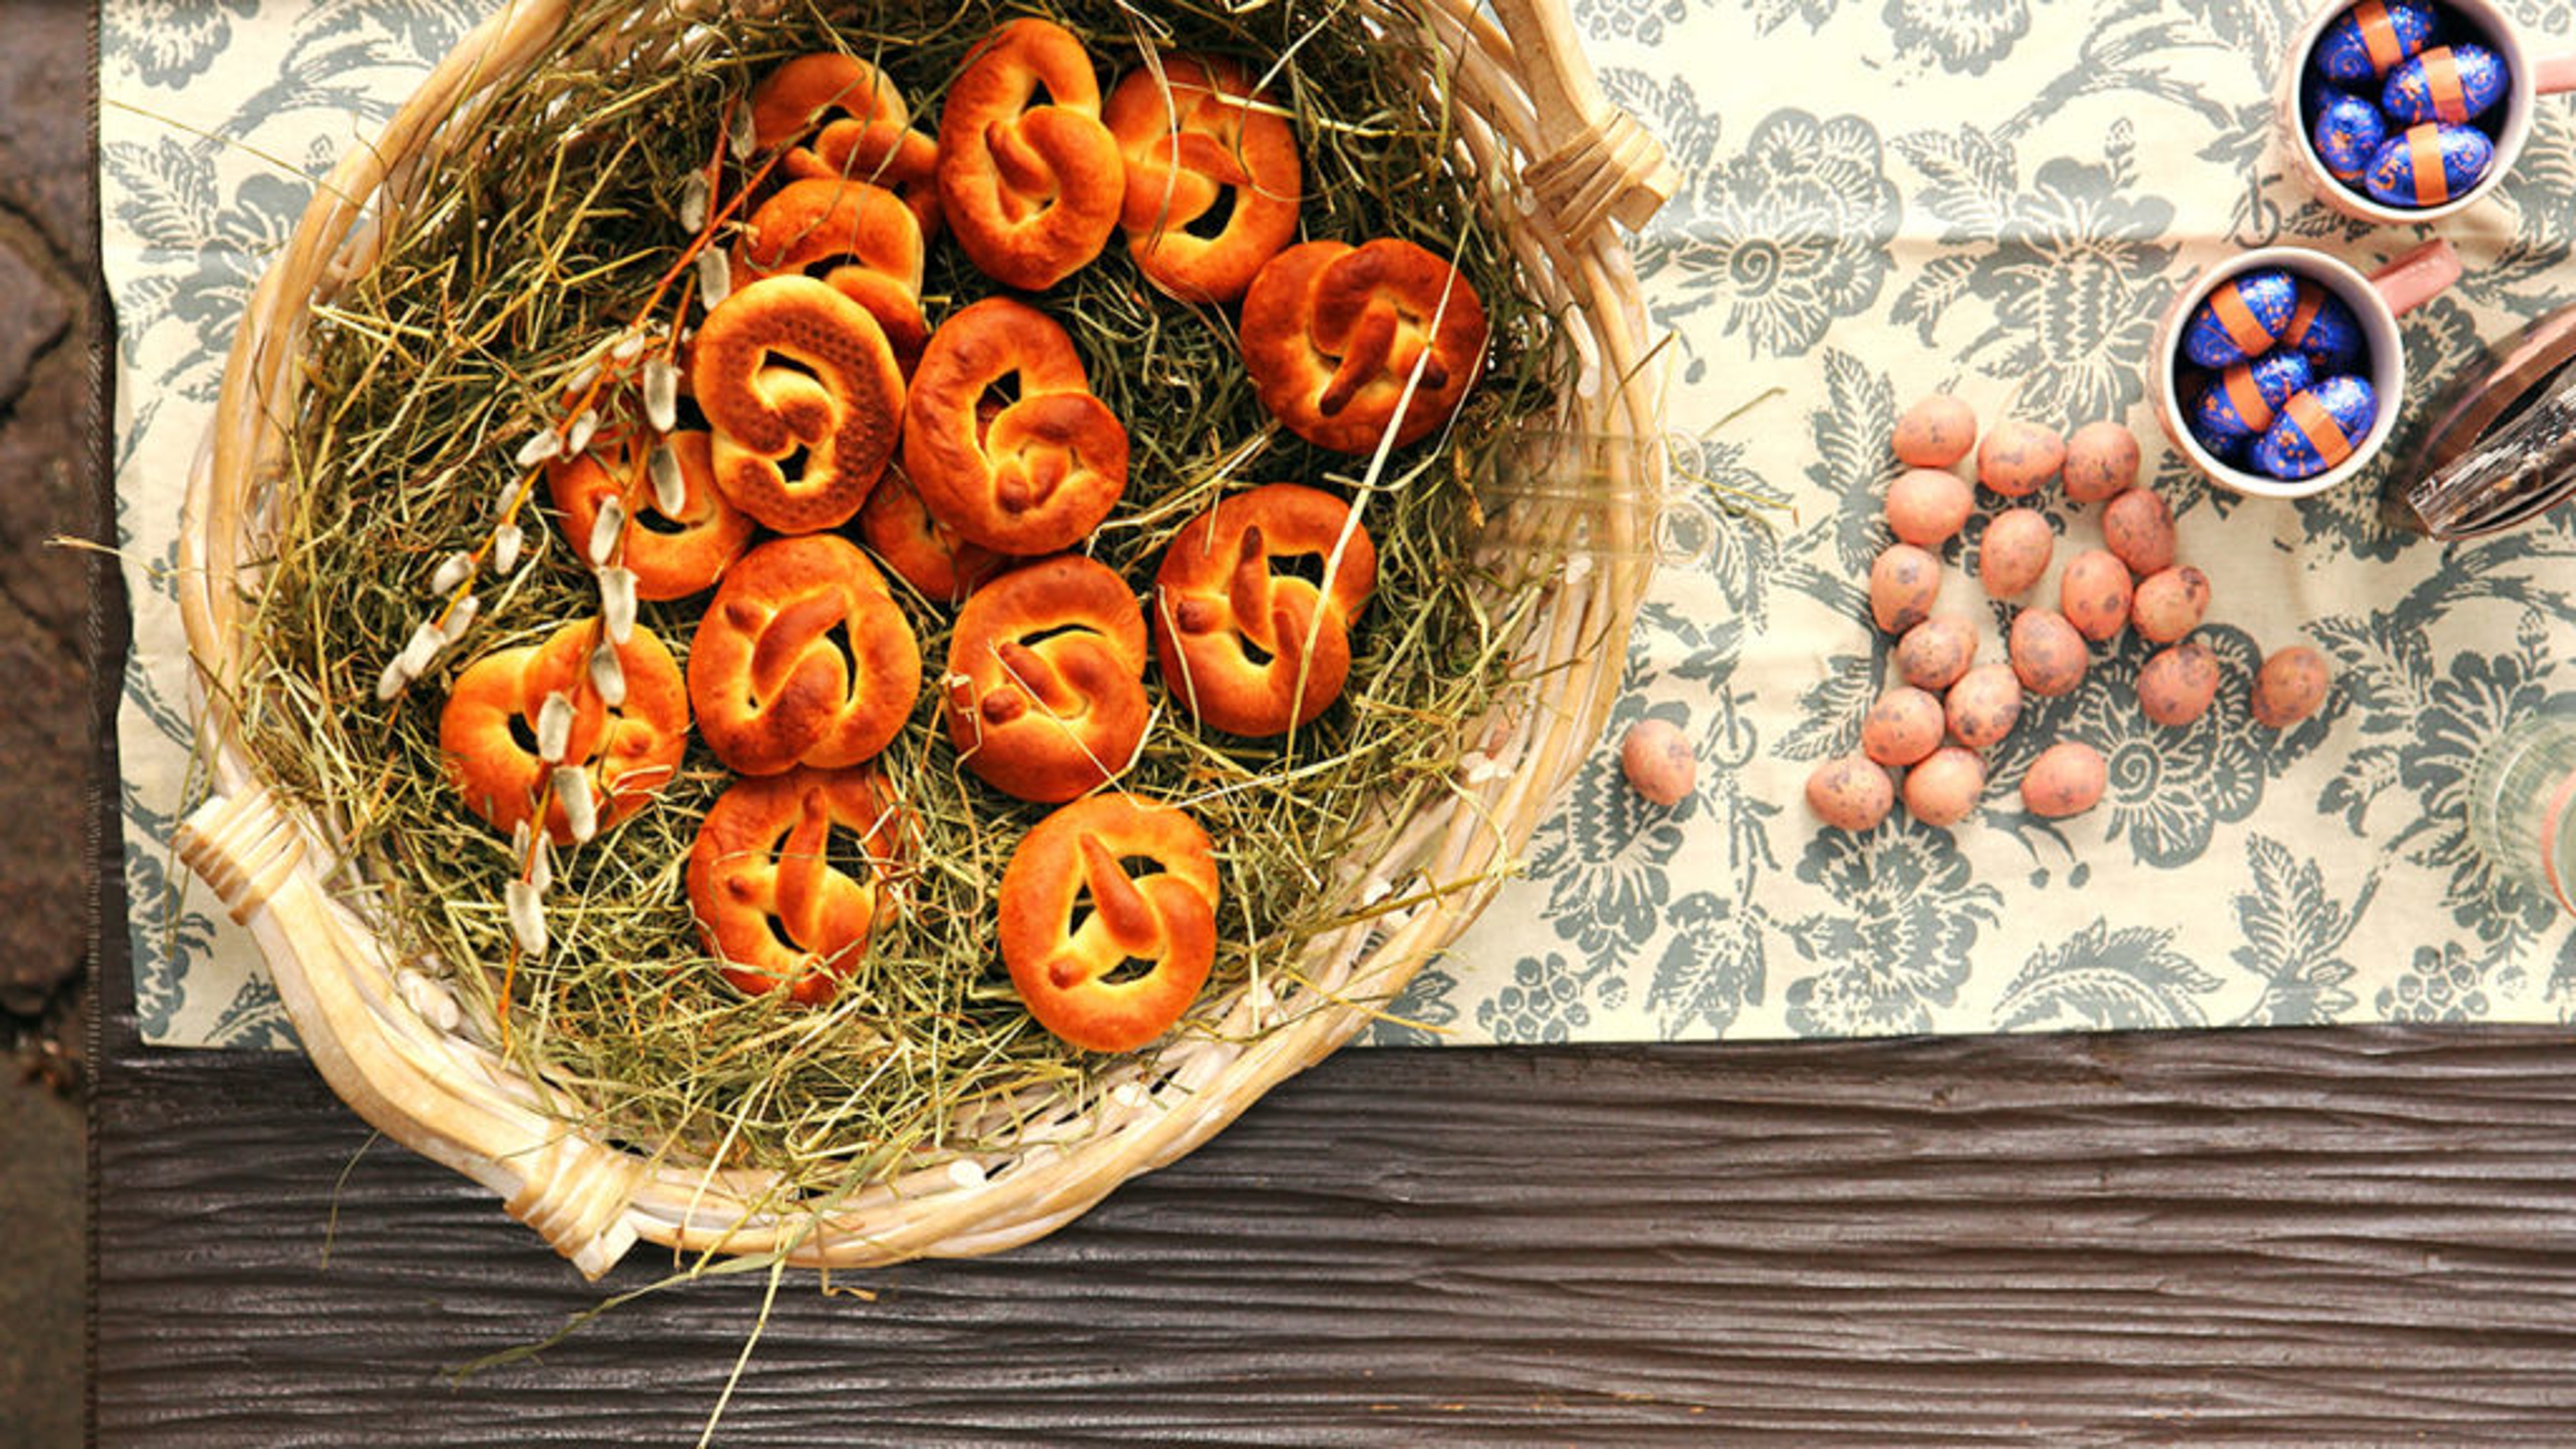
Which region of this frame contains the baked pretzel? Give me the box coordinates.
[439,621,690,845]
[750,52,942,240]
[998,794,1220,1053]
[1152,483,1377,737]
[935,18,1124,290]
[686,766,907,1004]
[942,555,1150,803]
[1240,238,1489,453]
[1103,54,1301,303]
[688,534,922,776]
[545,429,753,600]
[902,297,1128,555]
[857,463,1010,604]
[737,178,930,374]
[690,273,906,535]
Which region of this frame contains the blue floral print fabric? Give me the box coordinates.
[104,0,2576,1047]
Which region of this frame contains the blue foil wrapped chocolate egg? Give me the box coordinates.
[2382,44,2509,125]
[2184,400,2241,464]
[2363,121,2496,207]
[2253,375,2378,480]
[2194,351,2314,441]
[2277,282,2367,372]
[2212,429,2259,474]
[2314,0,2435,84]
[2182,268,2298,368]
[2312,89,2389,182]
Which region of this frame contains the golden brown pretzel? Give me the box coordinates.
[439,621,690,845]
[688,534,922,776]
[1240,238,1489,453]
[942,555,1149,803]
[737,178,930,374]
[902,297,1128,555]
[750,52,942,240]
[686,766,908,1004]
[546,429,753,600]
[1103,54,1301,304]
[690,273,906,535]
[1152,484,1377,737]
[999,794,1220,1053]
[857,463,1010,604]
[935,18,1125,290]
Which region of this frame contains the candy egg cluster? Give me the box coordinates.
[1797,398,2333,837]
[2305,0,2510,209]
[2176,268,2377,482]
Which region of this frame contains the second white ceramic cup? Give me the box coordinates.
[2151,238,2463,499]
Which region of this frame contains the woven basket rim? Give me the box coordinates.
[175,0,1669,1279]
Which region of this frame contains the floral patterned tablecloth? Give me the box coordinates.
[109,0,2576,1048]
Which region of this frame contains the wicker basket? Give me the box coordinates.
[174,0,1669,1279]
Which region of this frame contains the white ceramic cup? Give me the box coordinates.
[2279,0,2576,225]
[2150,239,2462,499]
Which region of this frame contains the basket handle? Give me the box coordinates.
[178,786,645,1280]
[1487,0,1677,241]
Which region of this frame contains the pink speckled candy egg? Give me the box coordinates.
[2063,421,2142,504]
[1893,394,1978,468]
[2251,646,2332,727]
[1862,687,1949,768]
[1620,718,1696,807]
[2007,608,2089,699]
[2101,487,2178,577]
[2058,549,2135,643]
[2131,566,2211,645]
[1896,614,1979,692]
[1885,467,1976,548]
[1945,663,2023,751]
[1870,544,1943,633]
[1806,755,1894,833]
[2021,741,2107,818]
[1976,508,2055,598]
[1977,419,2065,498]
[2137,641,2222,728]
[1902,746,1987,828]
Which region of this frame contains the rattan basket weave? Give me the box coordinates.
[175,0,1669,1279]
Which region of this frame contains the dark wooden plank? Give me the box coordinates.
[93,1021,2576,1447]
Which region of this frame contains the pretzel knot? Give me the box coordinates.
[935,17,1125,290]
[999,795,1220,1053]
[686,767,908,1004]
[1152,484,1378,737]
[750,52,942,240]
[547,429,753,601]
[439,621,690,845]
[690,273,906,535]
[902,296,1129,555]
[857,463,1010,605]
[942,555,1149,803]
[1240,238,1489,454]
[688,534,923,776]
[739,178,930,374]
[1104,54,1301,304]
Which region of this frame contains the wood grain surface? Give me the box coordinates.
[95,979,2576,1445]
